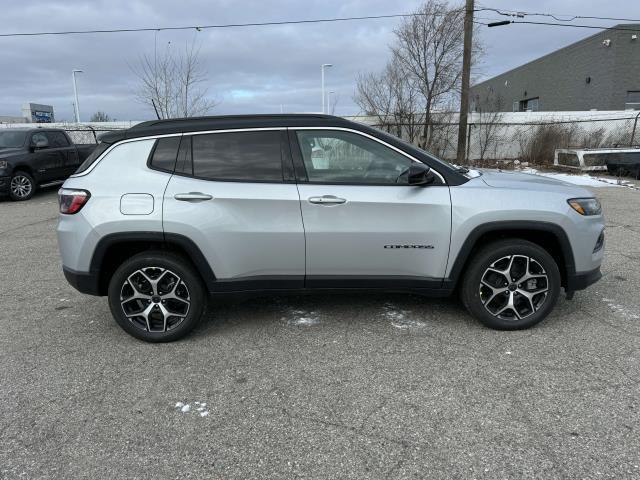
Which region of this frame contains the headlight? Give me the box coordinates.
[0,160,7,169]
[568,197,601,216]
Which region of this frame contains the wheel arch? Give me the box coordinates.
[446,221,575,290]
[10,164,35,178]
[91,232,216,296]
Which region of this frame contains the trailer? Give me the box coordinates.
[555,147,640,178]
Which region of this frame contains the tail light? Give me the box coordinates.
[58,188,91,214]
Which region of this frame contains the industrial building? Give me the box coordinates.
[471,24,640,112]
[0,103,55,123]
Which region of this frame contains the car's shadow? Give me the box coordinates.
[193,290,474,338]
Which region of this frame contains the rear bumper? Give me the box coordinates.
[63,267,101,296]
[566,267,602,292]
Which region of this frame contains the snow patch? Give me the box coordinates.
[602,298,639,320]
[175,401,209,418]
[520,168,634,188]
[282,308,320,326]
[383,303,426,329]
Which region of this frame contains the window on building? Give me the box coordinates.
[517,97,539,112]
[625,91,640,110]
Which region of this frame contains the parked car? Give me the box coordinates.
[56,114,605,342]
[0,128,96,201]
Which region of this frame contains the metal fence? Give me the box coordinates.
[371,111,640,165]
[62,126,127,145]
[0,122,133,145]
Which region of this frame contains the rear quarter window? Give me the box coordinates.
[149,136,181,172]
[75,142,110,174]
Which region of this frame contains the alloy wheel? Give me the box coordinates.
[10,175,32,199]
[479,255,549,321]
[120,267,191,332]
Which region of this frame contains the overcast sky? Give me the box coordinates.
[1,0,638,121]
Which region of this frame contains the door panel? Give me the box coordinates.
[297,184,452,280]
[163,175,305,283]
[291,128,452,282]
[29,132,68,182]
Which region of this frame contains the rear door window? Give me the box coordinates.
[47,131,70,147]
[190,131,283,182]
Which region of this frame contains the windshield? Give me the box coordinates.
[0,131,27,149]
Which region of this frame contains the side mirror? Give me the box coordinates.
[407,163,436,186]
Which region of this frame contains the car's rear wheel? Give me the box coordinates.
[461,239,561,330]
[9,171,35,201]
[108,251,206,342]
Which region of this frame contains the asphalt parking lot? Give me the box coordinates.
[1,180,639,479]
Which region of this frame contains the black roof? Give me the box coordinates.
[100,114,359,143]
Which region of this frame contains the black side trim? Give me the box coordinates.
[567,267,601,292]
[305,275,443,290]
[63,267,101,295]
[163,233,218,289]
[211,275,304,292]
[446,221,576,286]
[86,231,217,294]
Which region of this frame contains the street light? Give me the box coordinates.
[321,64,332,114]
[327,91,335,115]
[72,69,83,123]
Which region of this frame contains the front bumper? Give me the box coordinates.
[0,175,9,195]
[566,266,602,292]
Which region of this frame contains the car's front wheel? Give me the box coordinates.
[461,239,561,330]
[108,251,206,342]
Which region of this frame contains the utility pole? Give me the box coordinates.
[456,0,474,164]
[321,64,332,114]
[72,69,83,123]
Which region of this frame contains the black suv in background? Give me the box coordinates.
[0,128,96,201]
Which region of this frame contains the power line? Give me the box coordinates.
[484,20,640,34]
[476,6,640,24]
[0,12,436,38]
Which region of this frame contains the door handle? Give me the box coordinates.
[308,195,347,205]
[174,192,213,202]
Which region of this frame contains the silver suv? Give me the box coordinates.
[56,115,605,342]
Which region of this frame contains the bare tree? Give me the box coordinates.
[354,55,422,143]
[475,92,504,162]
[392,1,477,148]
[132,41,218,119]
[90,111,111,122]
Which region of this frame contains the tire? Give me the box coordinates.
[108,251,207,342]
[460,239,561,330]
[9,171,36,201]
